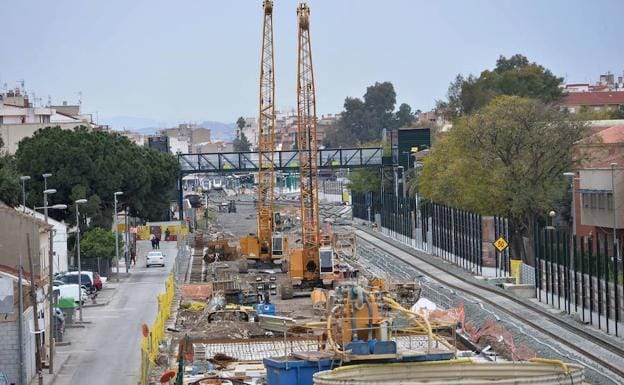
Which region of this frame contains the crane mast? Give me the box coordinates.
[296,3,321,268]
[257,0,276,256]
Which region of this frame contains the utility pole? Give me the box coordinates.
[17,252,25,385]
[27,233,44,385]
[125,205,130,273]
[43,187,55,375]
[612,163,619,260]
[114,192,123,282]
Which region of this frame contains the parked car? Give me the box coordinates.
[146,251,165,267]
[55,284,88,305]
[62,271,103,291]
[57,272,95,293]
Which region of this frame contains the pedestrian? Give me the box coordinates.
[155,235,160,249]
[149,233,156,249]
[130,249,136,266]
[165,228,171,241]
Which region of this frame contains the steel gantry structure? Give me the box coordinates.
[256,0,277,261]
[296,3,321,274]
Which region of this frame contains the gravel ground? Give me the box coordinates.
[354,236,622,385]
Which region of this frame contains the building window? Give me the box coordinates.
[598,193,606,210]
[607,193,614,210]
[582,193,590,208]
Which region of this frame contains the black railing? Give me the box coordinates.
[352,192,483,274]
[534,225,623,337]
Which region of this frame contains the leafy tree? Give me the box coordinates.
[325,82,415,147]
[438,54,564,119]
[396,103,415,127]
[419,96,587,264]
[233,132,252,152]
[346,169,380,193]
[80,227,116,260]
[0,154,20,206]
[15,126,179,227]
[236,116,246,137]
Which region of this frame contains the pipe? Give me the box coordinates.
[349,299,358,341]
[363,294,373,340]
[327,305,346,355]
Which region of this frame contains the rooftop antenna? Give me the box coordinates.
[47,95,52,107]
[18,79,25,94]
[78,91,82,106]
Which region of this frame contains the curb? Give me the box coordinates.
[83,286,119,308]
[48,353,71,385]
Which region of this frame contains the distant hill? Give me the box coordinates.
[99,116,164,134]
[101,116,236,140]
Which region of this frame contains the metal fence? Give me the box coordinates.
[352,192,484,274]
[534,225,623,337]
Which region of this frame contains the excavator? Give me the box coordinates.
[240,0,288,268]
[280,3,335,299]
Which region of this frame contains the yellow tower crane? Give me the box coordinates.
[281,3,335,299]
[240,0,288,267]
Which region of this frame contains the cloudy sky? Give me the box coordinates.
[1,0,622,126]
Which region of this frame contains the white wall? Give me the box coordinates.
[169,136,190,154]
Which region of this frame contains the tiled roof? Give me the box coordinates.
[594,125,624,144]
[561,91,624,106]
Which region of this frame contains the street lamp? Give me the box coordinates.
[42,187,60,376]
[17,175,30,385]
[611,163,619,261]
[42,173,52,191]
[20,176,31,213]
[563,172,576,235]
[74,199,88,321]
[114,192,123,282]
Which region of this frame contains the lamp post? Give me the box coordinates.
[611,163,619,260]
[42,173,52,192]
[74,199,88,321]
[563,172,576,235]
[17,177,29,384]
[43,188,56,374]
[20,176,31,213]
[114,192,123,282]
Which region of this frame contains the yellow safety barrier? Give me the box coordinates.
[139,273,175,385]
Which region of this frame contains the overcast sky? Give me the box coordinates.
[1,0,622,126]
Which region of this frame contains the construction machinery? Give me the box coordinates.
[281,3,335,299]
[240,0,288,267]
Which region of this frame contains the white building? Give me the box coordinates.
[17,206,68,274]
[241,116,258,149]
[0,90,99,154]
[169,136,190,154]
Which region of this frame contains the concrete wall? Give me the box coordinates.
[0,209,48,279]
[0,122,86,155]
[0,306,36,384]
[579,168,624,229]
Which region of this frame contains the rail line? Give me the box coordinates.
[355,227,624,380]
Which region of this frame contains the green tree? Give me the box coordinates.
[233,132,252,152]
[438,54,564,119]
[0,154,20,207]
[325,82,413,147]
[419,96,587,264]
[80,227,116,260]
[15,126,179,227]
[396,103,415,127]
[236,116,246,138]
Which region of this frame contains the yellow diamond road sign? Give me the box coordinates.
[493,237,509,253]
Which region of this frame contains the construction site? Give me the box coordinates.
[144,2,624,385]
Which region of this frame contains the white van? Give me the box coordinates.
[55,284,88,305]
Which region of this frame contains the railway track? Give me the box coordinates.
[355,227,624,381]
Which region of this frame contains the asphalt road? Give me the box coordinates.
[53,240,177,385]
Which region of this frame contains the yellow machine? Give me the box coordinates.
[240,0,288,266]
[281,3,336,299]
